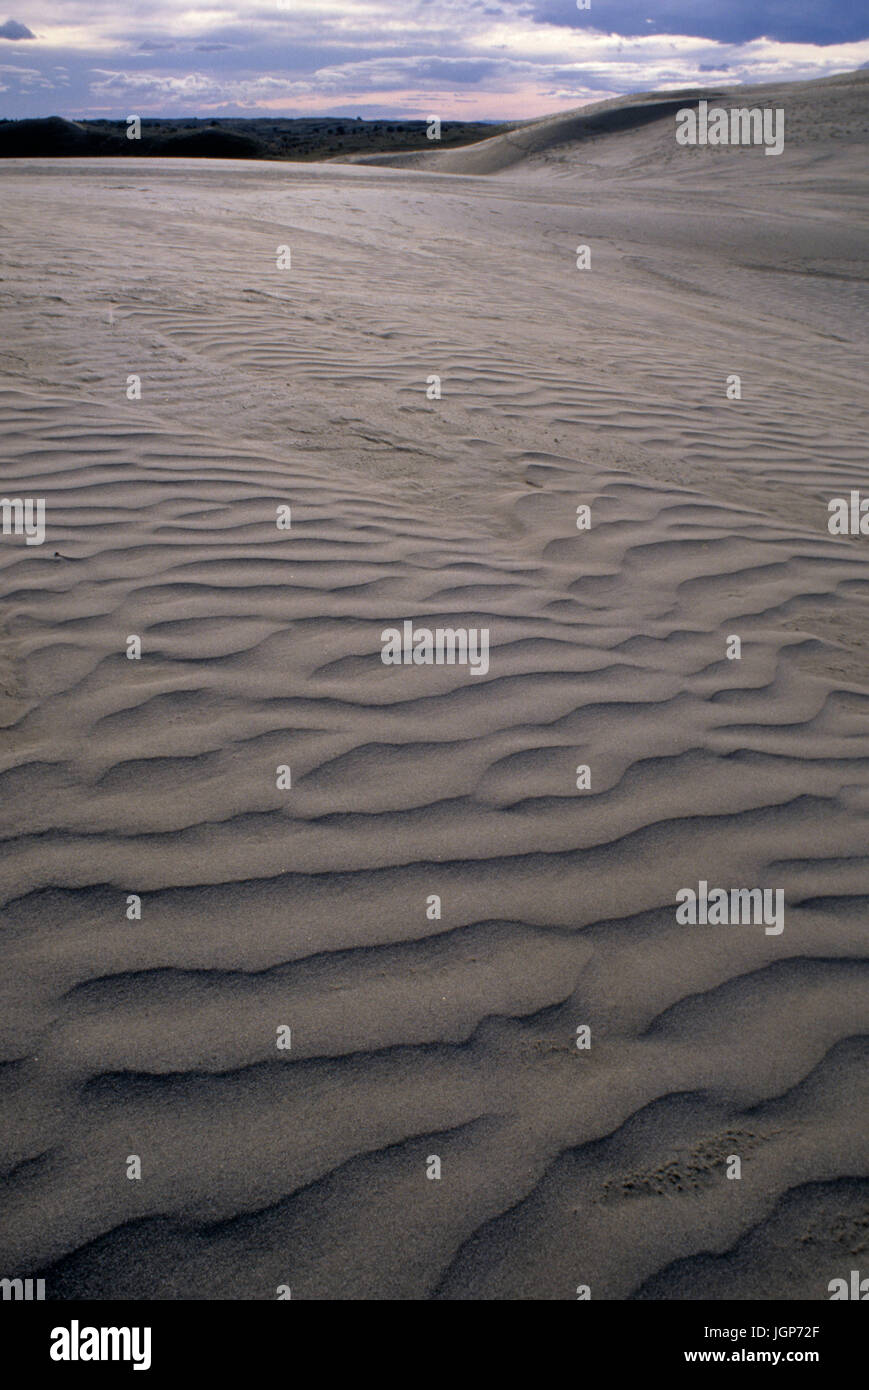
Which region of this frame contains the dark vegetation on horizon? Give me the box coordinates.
[0,114,512,160]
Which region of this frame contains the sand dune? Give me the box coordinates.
[0,69,868,1299]
[345,69,869,175]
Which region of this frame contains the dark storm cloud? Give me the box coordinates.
[0,18,35,38]
[533,0,869,44]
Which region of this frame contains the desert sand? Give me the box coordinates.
[0,70,868,1299]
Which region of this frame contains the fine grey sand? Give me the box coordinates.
[0,71,868,1300]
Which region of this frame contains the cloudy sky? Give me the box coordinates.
[1,1,868,121]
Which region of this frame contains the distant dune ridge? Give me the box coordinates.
[342,69,869,173]
[0,68,868,1300]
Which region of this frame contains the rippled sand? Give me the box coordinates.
[1,70,868,1299]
